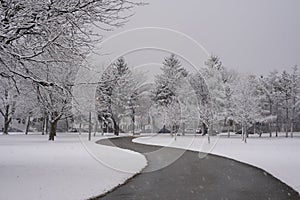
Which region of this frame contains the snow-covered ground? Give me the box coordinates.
[0,133,147,200]
[133,133,300,193]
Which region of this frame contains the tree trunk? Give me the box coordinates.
[112,117,119,136]
[79,123,82,135]
[182,122,185,136]
[65,118,69,132]
[3,105,11,135]
[49,120,58,141]
[241,125,244,141]
[3,116,11,135]
[25,116,31,135]
[207,126,210,144]
[233,121,236,133]
[88,111,92,141]
[269,122,272,137]
[246,131,248,139]
[227,121,230,138]
[285,122,289,138]
[132,115,135,135]
[101,122,104,136]
[242,124,247,143]
[42,117,45,135]
[106,122,109,134]
[94,119,98,137]
[259,122,262,137]
[45,115,49,135]
[275,117,278,137]
[291,121,294,138]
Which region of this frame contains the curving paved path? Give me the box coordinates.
[94,137,300,200]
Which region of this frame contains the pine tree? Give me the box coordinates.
[194,55,227,142]
[96,57,145,135]
[96,57,129,135]
[153,54,188,131]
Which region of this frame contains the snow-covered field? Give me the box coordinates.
[133,133,300,193]
[0,133,147,200]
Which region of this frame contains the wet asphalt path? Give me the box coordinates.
[95,137,300,200]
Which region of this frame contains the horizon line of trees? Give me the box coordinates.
[1,52,299,143]
[94,54,300,143]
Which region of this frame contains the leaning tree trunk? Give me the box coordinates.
[49,120,58,141]
[25,116,31,135]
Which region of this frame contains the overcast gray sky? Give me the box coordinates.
[96,0,300,76]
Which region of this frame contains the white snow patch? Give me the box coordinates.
[133,133,300,193]
[0,133,146,200]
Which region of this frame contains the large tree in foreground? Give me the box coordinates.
[0,0,142,86]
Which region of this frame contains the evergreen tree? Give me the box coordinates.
[195,55,227,142]
[153,54,188,131]
[96,57,145,135]
[96,57,129,135]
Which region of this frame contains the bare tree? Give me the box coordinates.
[0,0,143,86]
[34,62,78,140]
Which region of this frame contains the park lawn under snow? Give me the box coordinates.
[0,133,147,200]
[133,133,300,193]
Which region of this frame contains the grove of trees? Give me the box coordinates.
[0,0,142,140]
